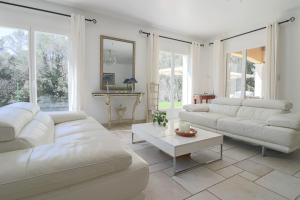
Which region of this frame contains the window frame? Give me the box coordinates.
[225,46,265,99]
[0,23,70,110]
[158,50,189,110]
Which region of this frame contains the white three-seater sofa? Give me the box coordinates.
[180,98,300,154]
[0,102,149,200]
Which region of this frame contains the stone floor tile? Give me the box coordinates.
[172,167,225,194]
[256,170,300,200]
[149,160,172,173]
[250,149,300,175]
[294,170,300,178]
[223,146,258,161]
[145,172,191,200]
[216,165,243,178]
[208,175,286,200]
[134,146,171,165]
[234,159,273,177]
[186,190,220,200]
[239,171,259,181]
[205,156,238,171]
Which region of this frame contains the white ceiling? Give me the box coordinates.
[45,0,300,39]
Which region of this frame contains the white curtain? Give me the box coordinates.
[147,33,160,84]
[263,23,279,99]
[146,33,160,121]
[191,42,202,97]
[69,14,86,111]
[213,40,226,97]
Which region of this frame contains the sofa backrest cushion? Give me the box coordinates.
[6,102,40,115]
[19,112,55,145]
[209,98,242,116]
[242,99,293,111]
[212,98,243,106]
[237,106,284,121]
[237,99,292,121]
[0,111,55,153]
[0,103,39,142]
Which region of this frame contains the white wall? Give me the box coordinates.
[278,7,300,112]
[0,0,200,123]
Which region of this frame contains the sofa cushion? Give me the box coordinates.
[47,111,87,124]
[209,104,240,117]
[179,111,226,129]
[217,118,266,139]
[183,104,209,112]
[237,106,283,121]
[55,117,106,138]
[6,102,40,115]
[212,98,243,106]
[262,126,300,147]
[0,107,34,142]
[242,99,293,111]
[267,113,300,130]
[0,138,132,200]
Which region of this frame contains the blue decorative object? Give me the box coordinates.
[128,78,138,84]
[103,75,113,92]
[127,77,138,92]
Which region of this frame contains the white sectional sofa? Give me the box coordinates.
[180,98,300,154]
[0,102,149,200]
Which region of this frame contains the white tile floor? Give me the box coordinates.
[109,124,300,200]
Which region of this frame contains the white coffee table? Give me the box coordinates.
[132,121,223,175]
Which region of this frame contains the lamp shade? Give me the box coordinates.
[123,78,130,84]
[128,77,138,84]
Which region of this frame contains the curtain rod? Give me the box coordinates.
[208,17,295,45]
[0,1,97,24]
[139,30,205,47]
[140,17,295,46]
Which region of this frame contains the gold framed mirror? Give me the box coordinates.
[100,35,136,90]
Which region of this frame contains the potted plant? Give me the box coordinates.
[152,111,168,127]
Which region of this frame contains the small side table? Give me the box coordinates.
[193,94,216,104]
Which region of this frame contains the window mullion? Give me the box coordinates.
[242,50,247,98]
[170,52,175,109]
[29,27,37,104]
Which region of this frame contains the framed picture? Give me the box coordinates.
[103,73,115,86]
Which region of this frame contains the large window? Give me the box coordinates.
[159,51,188,110]
[226,47,265,98]
[0,27,30,106]
[0,25,69,110]
[36,32,69,111]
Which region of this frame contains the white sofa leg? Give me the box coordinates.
[262,146,266,157]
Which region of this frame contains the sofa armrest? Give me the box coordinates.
[183,104,209,112]
[0,137,132,200]
[267,113,300,130]
[46,111,87,124]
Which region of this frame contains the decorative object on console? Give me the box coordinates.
[128,77,138,93]
[123,78,130,89]
[103,73,115,92]
[152,111,168,127]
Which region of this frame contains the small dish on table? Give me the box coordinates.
[175,128,197,137]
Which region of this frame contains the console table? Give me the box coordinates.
[92,91,144,127]
[193,94,216,104]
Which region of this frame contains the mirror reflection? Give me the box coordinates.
[100,36,135,90]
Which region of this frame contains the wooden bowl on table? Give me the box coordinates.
[175,128,197,137]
